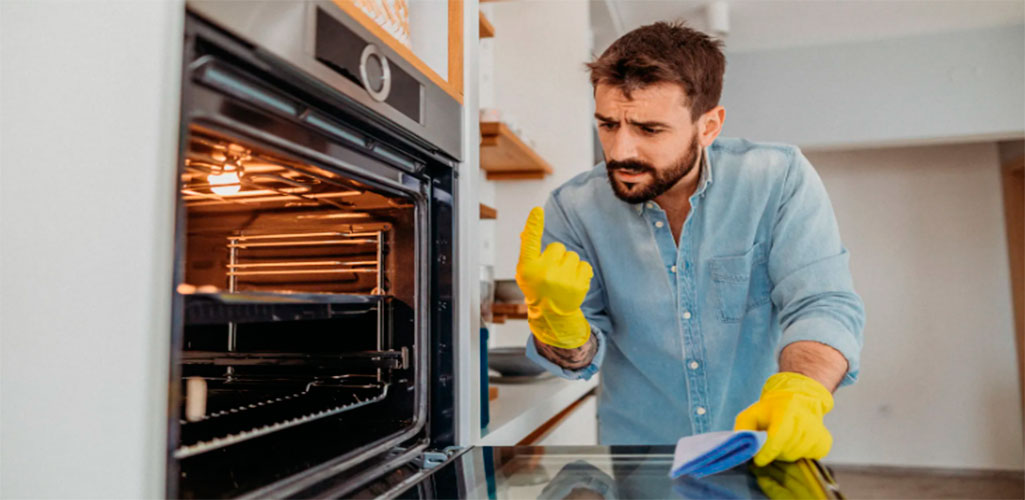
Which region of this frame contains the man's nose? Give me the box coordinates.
[607,130,639,162]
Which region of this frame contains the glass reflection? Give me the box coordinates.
[388,446,838,499]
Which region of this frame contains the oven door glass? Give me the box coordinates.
[354,446,844,499]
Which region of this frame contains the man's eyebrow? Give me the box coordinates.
[626,118,670,129]
[593,113,670,129]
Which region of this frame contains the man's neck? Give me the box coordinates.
[654,148,704,211]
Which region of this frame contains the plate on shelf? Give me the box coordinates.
[488,346,546,378]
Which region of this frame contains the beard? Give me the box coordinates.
[605,135,701,204]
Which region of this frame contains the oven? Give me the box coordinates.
[168,2,459,497]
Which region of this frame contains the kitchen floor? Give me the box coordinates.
[829,465,1024,499]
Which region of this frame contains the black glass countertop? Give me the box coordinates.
[376,445,842,499]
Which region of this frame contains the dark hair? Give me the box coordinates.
[587,21,725,121]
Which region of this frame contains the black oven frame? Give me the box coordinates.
[167,13,457,498]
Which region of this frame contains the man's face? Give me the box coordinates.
[595,82,701,203]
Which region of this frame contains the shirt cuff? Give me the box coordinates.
[778,315,862,387]
[525,325,605,380]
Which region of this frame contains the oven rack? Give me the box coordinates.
[183,291,383,325]
[174,380,390,459]
[180,349,406,370]
[225,230,386,296]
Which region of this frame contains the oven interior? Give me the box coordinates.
[171,126,424,497]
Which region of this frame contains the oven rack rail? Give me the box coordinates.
[180,349,406,370]
[174,381,390,459]
[179,374,383,424]
[183,291,383,325]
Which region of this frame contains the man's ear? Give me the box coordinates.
[697,106,725,147]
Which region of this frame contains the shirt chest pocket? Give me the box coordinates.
[709,242,772,323]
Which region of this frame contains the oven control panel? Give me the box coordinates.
[313,8,423,124]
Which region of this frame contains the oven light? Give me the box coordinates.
[209,170,241,195]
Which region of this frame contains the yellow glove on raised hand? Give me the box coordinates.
[515,207,593,349]
[734,372,835,467]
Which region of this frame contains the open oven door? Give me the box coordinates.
[347,445,845,500]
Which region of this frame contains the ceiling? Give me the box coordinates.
[591,0,1025,53]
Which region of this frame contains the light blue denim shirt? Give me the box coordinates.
[525,137,865,445]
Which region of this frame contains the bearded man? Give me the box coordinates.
[515,21,865,466]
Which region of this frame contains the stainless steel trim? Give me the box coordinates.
[359,44,391,102]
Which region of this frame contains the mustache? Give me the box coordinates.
[606,159,656,175]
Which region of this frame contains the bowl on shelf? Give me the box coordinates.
[494,279,524,304]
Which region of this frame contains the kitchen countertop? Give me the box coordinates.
[479,374,598,446]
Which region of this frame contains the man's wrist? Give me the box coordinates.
[534,333,597,369]
[779,341,848,392]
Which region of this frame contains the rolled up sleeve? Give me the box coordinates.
[525,324,606,380]
[769,149,866,386]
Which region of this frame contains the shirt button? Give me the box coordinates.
[689,361,699,370]
[682,311,692,320]
[647,202,656,209]
[670,265,677,273]
[655,221,664,228]
[696,406,707,415]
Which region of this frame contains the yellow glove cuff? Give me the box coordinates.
[527,306,590,349]
[761,372,834,414]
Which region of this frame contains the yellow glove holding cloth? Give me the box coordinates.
[515,207,593,349]
[734,372,835,467]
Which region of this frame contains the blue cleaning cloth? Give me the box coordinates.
[669,430,768,479]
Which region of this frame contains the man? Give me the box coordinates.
[516,21,864,466]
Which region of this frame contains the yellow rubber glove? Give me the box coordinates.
[515,207,593,349]
[734,372,835,467]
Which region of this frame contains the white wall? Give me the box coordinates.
[407,0,449,79]
[811,142,1023,469]
[1,1,183,497]
[720,25,1025,150]
[479,0,596,348]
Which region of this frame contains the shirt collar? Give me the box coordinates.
[694,145,713,196]
[633,146,713,216]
